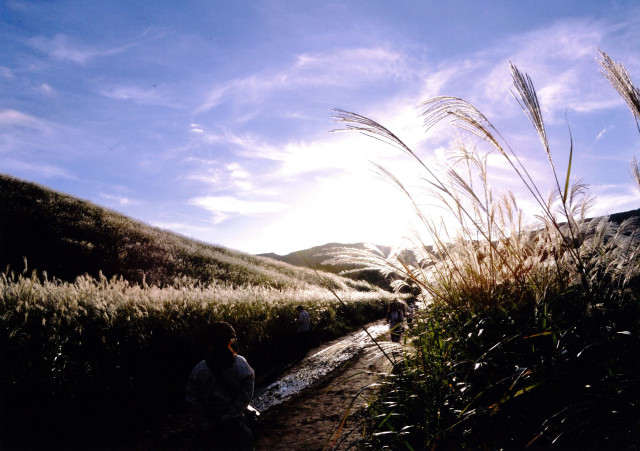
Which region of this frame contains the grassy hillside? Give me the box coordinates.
[0,174,398,449]
[0,174,373,292]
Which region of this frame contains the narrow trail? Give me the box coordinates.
[131,322,401,451]
[255,339,397,450]
[254,322,399,451]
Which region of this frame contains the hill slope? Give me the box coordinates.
[0,174,374,291]
[259,242,395,289]
[260,242,392,267]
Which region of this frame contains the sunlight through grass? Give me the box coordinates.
[332,53,640,449]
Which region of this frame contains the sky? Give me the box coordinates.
[1,1,640,255]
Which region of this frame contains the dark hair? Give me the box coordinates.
[296,305,304,311]
[206,321,237,366]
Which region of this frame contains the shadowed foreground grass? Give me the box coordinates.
[0,270,394,449]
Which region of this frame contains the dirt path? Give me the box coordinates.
[254,338,396,451]
[128,325,399,451]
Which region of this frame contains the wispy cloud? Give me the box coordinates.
[225,162,250,183]
[0,66,13,78]
[0,108,48,129]
[150,220,216,239]
[100,192,134,206]
[473,19,620,120]
[291,47,409,84]
[185,158,256,194]
[591,182,640,214]
[189,123,204,133]
[38,83,54,95]
[0,158,75,179]
[30,34,135,65]
[595,126,612,142]
[189,195,286,224]
[181,16,639,246]
[406,18,626,128]
[97,84,175,106]
[196,46,410,114]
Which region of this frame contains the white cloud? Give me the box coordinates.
[151,220,218,237]
[30,34,134,65]
[226,162,249,179]
[292,47,409,84]
[0,109,46,129]
[591,183,640,215]
[477,20,617,120]
[189,124,204,133]
[97,84,172,106]
[199,126,406,181]
[189,195,285,216]
[405,18,628,128]
[39,83,54,95]
[179,16,640,255]
[595,126,612,142]
[184,159,255,193]
[0,66,13,78]
[185,163,222,185]
[196,46,410,114]
[0,158,74,179]
[418,65,469,100]
[100,192,132,205]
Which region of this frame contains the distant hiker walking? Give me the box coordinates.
[387,298,406,343]
[296,305,311,351]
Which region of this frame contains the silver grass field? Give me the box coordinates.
[326,51,640,449]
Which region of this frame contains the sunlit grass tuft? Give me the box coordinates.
[332,53,640,449]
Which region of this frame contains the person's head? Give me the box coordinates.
[296,305,304,312]
[207,321,237,365]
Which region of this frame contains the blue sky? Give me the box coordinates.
[1,1,639,255]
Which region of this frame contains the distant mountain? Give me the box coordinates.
[0,174,375,292]
[260,242,392,267]
[607,208,640,225]
[260,208,640,290]
[259,242,395,290]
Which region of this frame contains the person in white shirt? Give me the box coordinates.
[185,321,255,450]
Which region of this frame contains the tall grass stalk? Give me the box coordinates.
[597,50,640,188]
[330,55,640,449]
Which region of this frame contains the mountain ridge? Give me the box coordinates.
[259,242,397,290]
[260,207,640,287]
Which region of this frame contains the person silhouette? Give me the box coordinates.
[387,299,406,343]
[296,305,311,352]
[185,322,255,450]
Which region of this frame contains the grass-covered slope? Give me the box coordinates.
[0,174,373,292]
[0,174,396,449]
